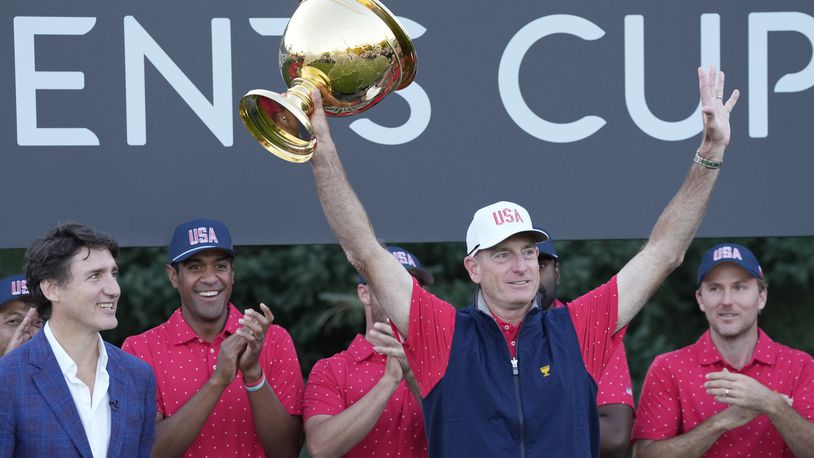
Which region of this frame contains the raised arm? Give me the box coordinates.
[308,91,413,334]
[616,66,740,330]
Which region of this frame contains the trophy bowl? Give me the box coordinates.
[239,0,417,163]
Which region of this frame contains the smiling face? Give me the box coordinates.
[696,263,767,342]
[167,249,234,333]
[0,299,42,355]
[465,233,540,316]
[44,247,121,335]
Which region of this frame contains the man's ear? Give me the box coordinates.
[357,283,370,305]
[464,256,481,284]
[695,289,706,312]
[165,264,179,289]
[40,279,61,304]
[758,286,768,312]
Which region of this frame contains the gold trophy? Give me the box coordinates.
[239,0,417,163]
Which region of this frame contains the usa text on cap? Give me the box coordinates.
[169,219,234,263]
[1,274,30,306]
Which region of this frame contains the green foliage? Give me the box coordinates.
[3,236,813,401]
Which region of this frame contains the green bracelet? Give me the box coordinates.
[693,152,723,169]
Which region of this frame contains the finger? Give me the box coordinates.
[706,371,737,382]
[259,303,274,324]
[368,328,399,345]
[716,70,726,99]
[725,88,740,112]
[233,327,255,342]
[372,321,394,336]
[374,346,406,358]
[698,66,710,103]
[707,65,717,95]
[243,308,269,329]
[238,315,264,335]
[311,90,325,114]
[19,307,37,333]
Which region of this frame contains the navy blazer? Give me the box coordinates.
[0,330,156,457]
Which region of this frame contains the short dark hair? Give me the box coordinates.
[24,222,119,320]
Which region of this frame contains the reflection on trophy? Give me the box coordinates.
[239,0,417,163]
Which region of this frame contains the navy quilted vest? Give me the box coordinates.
[422,305,599,457]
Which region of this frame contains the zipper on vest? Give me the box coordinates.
[511,357,526,458]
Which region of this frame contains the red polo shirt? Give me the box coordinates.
[303,334,427,457]
[553,299,634,409]
[122,305,304,458]
[633,329,814,457]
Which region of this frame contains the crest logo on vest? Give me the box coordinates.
[539,365,551,377]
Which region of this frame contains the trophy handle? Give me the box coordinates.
[239,67,332,163]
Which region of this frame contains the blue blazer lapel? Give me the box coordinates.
[29,331,94,458]
[106,346,124,457]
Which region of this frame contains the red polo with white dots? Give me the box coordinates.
[633,329,814,457]
[303,334,427,457]
[122,305,304,458]
[553,299,635,409]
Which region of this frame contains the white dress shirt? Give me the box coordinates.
[44,322,111,458]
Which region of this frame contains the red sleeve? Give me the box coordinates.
[264,325,305,415]
[396,277,456,398]
[595,343,635,409]
[631,354,682,441]
[792,352,814,422]
[302,358,344,421]
[122,335,167,417]
[566,275,625,382]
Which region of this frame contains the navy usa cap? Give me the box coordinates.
[169,219,234,264]
[697,243,763,286]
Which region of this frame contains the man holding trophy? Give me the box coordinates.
[299,67,736,456]
[237,0,739,455]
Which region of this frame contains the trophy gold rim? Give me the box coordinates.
[239,90,316,163]
[356,0,417,89]
[239,0,416,163]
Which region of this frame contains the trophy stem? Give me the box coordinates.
[239,67,333,163]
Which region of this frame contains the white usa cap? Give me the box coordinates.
[466,201,548,257]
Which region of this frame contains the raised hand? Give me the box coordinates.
[237,303,274,380]
[697,65,740,157]
[5,308,43,354]
[212,333,249,387]
[704,369,788,420]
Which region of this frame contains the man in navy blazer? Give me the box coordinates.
[0,222,156,457]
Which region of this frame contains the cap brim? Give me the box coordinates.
[469,228,549,258]
[697,260,762,286]
[407,267,434,286]
[171,246,235,264]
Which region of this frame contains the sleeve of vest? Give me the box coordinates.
[394,277,457,398]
